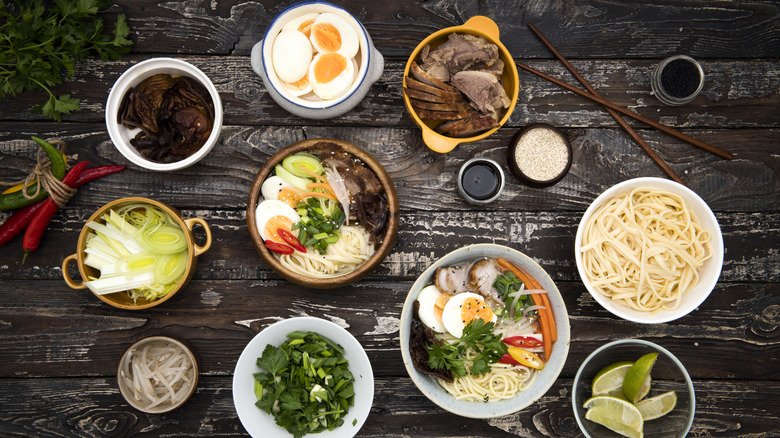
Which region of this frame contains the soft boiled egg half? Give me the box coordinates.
[441,292,497,339]
[417,287,496,339]
[255,199,300,244]
[271,11,361,101]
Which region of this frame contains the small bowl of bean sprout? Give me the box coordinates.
[117,336,199,414]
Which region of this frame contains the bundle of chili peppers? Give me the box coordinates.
[0,136,126,262]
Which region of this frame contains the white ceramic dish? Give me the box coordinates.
[233,317,374,437]
[105,57,223,171]
[574,177,724,324]
[399,243,571,418]
[250,1,384,119]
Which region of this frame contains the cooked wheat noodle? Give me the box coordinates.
[434,329,537,402]
[580,187,712,312]
[277,225,375,278]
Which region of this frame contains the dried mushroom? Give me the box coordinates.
[118,74,215,163]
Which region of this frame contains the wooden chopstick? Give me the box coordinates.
[515,62,734,161]
[527,24,686,185]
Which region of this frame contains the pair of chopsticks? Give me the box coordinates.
[520,24,733,185]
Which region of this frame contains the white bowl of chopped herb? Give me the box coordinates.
[232,317,374,438]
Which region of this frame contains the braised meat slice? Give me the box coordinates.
[451,71,510,115]
[422,33,499,74]
[437,113,499,137]
[410,63,459,94]
[434,265,472,295]
[405,77,460,100]
[469,259,503,307]
[403,86,451,104]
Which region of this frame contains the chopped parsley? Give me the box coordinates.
[427,319,507,378]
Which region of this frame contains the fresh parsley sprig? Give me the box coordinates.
[427,319,508,378]
[0,0,133,121]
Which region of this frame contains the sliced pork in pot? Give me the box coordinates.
[450,71,511,115]
[436,113,499,137]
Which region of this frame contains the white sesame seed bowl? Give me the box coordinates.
[507,123,572,187]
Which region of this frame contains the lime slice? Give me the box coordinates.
[636,390,677,420]
[584,396,644,438]
[592,361,633,398]
[622,353,658,403]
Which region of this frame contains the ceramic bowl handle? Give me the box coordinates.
[250,40,265,78]
[62,254,86,289]
[368,48,385,84]
[422,129,460,153]
[463,16,500,41]
[184,217,212,257]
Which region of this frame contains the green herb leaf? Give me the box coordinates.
[427,319,507,378]
[256,344,288,377]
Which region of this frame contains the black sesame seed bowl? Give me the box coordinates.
[650,55,705,106]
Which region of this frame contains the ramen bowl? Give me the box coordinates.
[399,243,570,418]
[62,197,212,309]
[572,339,695,438]
[247,138,399,289]
[106,57,223,171]
[402,16,519,153]
[574,177,724,324]
[250,1,384,119]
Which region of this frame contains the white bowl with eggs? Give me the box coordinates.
[250,1,384,119]
[574,177,724,324]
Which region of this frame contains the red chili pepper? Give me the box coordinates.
[21,161,89,263]
[0,200,47,247]
[498,354,521,366]
[502,336,543,349]
[73,164,126,187]
[265,240,294,255]
[278,228,307,253]
[1,164,125,251]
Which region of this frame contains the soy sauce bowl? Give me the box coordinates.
[457,157,505,204]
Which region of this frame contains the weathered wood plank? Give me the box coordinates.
[1,126,777,212]
[0,280,776,380]
[100,1,780,59]
[0,376,777,437]
[0,209,777,283]
[0,57,778,128]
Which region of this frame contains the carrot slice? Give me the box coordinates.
[496,257,557,359]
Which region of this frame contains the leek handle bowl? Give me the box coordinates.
[62,197,212,310]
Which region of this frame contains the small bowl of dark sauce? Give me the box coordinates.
[508,123,572,187]
[457,157,505,204]
[651,55,705,106]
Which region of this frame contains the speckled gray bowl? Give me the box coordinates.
[399,243,571,418]
[250,1,384,120]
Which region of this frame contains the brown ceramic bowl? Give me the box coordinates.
[247,138,399,289]
[117,335,199,414]
[507,123,573,187]
[62,197,212,309]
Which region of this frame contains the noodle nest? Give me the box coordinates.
[579,187,712,312]
[277,225,376,278]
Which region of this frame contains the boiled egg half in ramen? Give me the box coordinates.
[271,11,360,101]
[255,200,300,244]
[441,292,496,338]
[416,285,449,333]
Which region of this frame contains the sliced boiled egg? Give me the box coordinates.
[416,285,449,333]
[281,74,312,97]
[309,52,354,100]
[272,29,313,84]
[282,13,320,39]
[261,176,292,201]
[255,199,300,244]
[309,13,359,59]
[441,292,497,339]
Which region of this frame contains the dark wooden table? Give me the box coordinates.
[1,1,778,436]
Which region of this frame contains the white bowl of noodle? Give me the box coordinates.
[575,177,724,324]
[399,244,571,418]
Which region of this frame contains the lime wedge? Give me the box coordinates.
[584,396,644,438]
[636,390,677,420]
[592,361,633,398]
[622,353,658,403]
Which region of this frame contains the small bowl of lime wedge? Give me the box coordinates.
[572,339,695,438]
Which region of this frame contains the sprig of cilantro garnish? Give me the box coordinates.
[427,319,508,378]
[0,0,133,121]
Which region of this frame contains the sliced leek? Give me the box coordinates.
[154,251,188,285]
[282,152,324,178]
[138,225,187,255]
